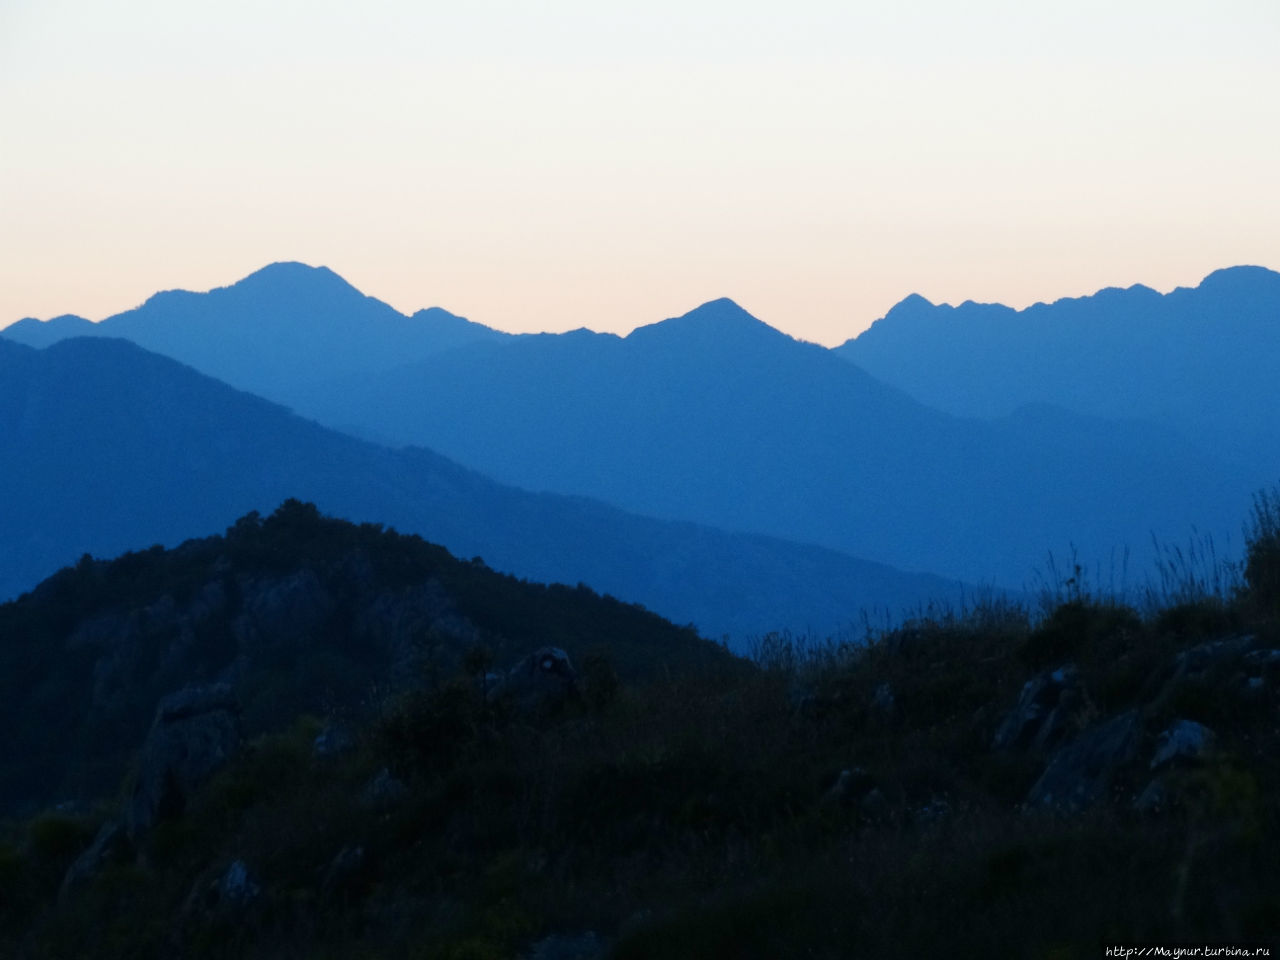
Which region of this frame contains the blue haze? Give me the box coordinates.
[4,263,1272,593]
[0,336,967,645]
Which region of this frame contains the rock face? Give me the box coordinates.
[59,818,130,901]
[1150,719,1216,770]
[1174,634,1258,676]
[217,859,261,907]
[1026,709,1141,811]
[127,683,241,838]
[522,931,607,960]
[232,569,334,657]
[992,665,1082,753]
[490,646,580,715]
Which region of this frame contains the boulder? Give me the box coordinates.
[1132,777,1169,814]
[1026,709,1141,811]
[1243,648,1280,668]
[312,724,355,759]
[361,767,409,808]
[320,844,368,903]
[824,766,875,806]
[1150,720,1216,770]
[489,646,579,715]
[992,665,1082,753]
[177,858,263,933]
[1175,635,1257,675]
[59,818,130,901]
[871,682,897,717]
[218,859,261,907]
[233,569,334,656]
[127,683,241,838]
[522,931,607,960]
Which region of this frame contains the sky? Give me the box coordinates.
[2,0,1277,346]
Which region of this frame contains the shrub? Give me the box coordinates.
[1244,487,1280,614]
[27,812,95,865]
[1019,600,1141,670]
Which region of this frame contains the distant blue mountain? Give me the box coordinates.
[835,266,1280,471]
[296,298,1256,587]
[2,313,96,347]
[6,265,1265,589]
[0,336,970,645]
[0,262,511,405]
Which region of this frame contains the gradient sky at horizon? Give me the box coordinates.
[2,0,1277,346]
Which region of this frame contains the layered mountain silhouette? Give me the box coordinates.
[0,336,967,644]
[295,299,1254,586]
[4,264,1265,587]
[2,263,510,408]
[836,266,1280,471]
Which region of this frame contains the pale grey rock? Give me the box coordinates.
[992,665,1081,753]
[127,683,241,838]
[219,859,260,906]
[1026,709,1141,811]
[59,818,130,901]
[1150,719,1216,770]
[489,646,579,714]
[361,767,409,808]
[522,931,607,960]
[1133,778,1168,814]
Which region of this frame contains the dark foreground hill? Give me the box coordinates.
[0,500,734,816]
[4,494,1280,957]
[0,336,968,643]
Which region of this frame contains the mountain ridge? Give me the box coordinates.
[836,264,1280,472]
[0,335,971,644]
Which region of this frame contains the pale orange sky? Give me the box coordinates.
[2,1,1277,346]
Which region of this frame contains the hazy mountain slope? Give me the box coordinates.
[835,266,1280,469]
[8,266,1263,587]
[1,313,96,347]
[0,337,967,643]
[0,262,511,404]
[297,299,1256,587]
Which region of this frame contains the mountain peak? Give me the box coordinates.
[0,313,97,348]
[229,261,357,297]
[894,292,935,310]
[1196,264,1280,296]
[628,297,790,347]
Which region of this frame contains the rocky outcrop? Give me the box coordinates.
[1150,719,1216,770]
[1026,709,1141,811]
[1173,634,1258,676]
[127,683,242,838]
[232,569,333,656]
[360,768,409,809]
[350,578,479,684]
[992,665,1082,753]
[59,818,130,901]
[489,646,580,715]
[521,931,607,960]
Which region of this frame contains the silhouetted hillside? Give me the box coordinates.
[1,314,95,348]
[4,493,1280,958]
[837,265,1280,470]
[0,337,967,642]
[297,299,1254,587]
[7,265,1268,586]
[0,499,733,816]
[0,263,511,403]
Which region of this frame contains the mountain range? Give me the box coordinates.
[5,261,1274,599]
[0,336,965,644]
[836,265,1280,472]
